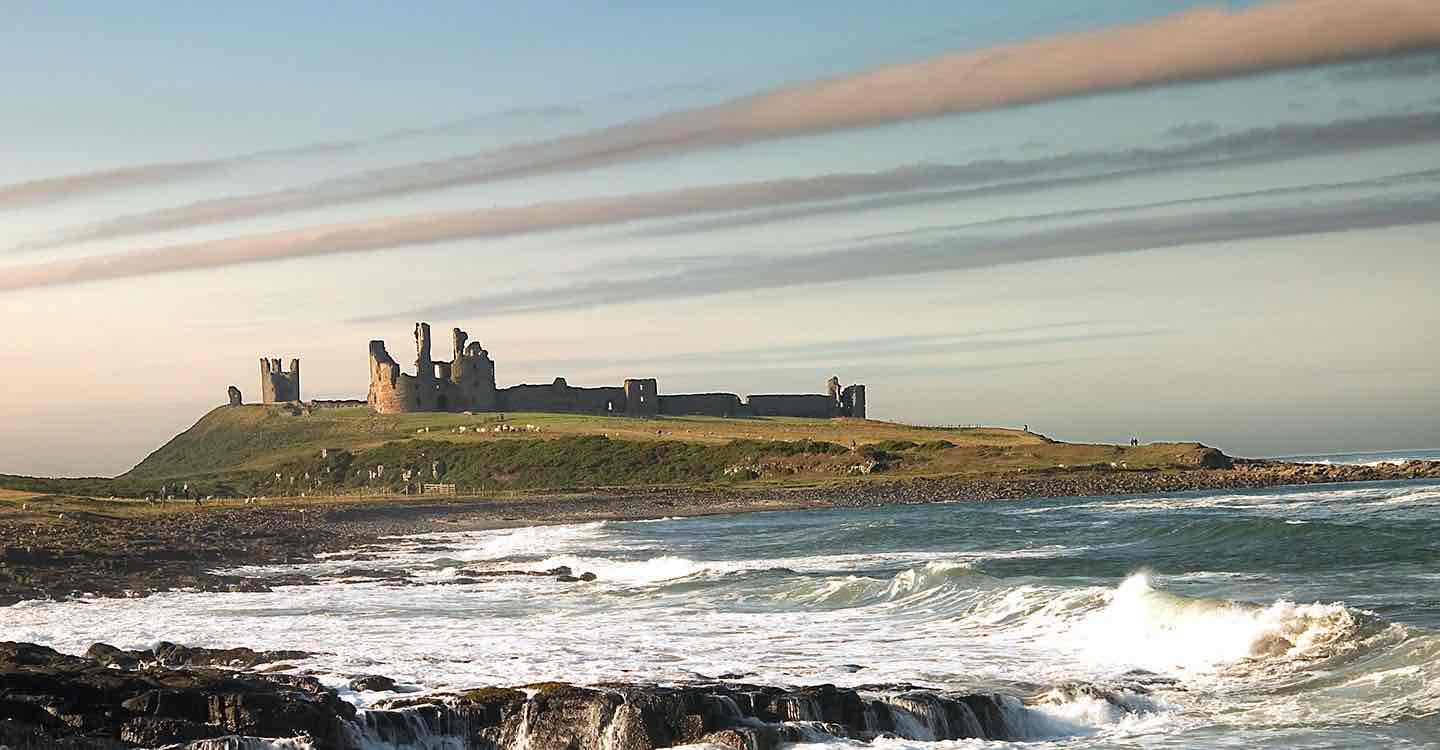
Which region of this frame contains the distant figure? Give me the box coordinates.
[1130,437,1139,447]
[1023,424,1028,432]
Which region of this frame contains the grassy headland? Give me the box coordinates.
[1,405,1228,502]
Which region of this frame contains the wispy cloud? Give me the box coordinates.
[1163,122,1222,141]
[0,140,357,212]
[0,93,616,213]
[363,191,1440,321]
[2,115,1438,294]
[27,0,1440,247]
[1330,52,1440,82]
[514,321,1110,372]
[631,112,1440,238]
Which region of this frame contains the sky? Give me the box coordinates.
[2,0,1439,477]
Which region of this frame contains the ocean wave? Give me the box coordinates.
[1364,488,1440,507]
[1273,449,1440,466]
[1021,683,1178,740]
[1066,573,1404,677]
[779,561,988,608]
[529,554,709,585]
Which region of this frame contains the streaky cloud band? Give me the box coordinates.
[361,192,1440,322]
[2,112,1437,294]
[27,0,1440,247]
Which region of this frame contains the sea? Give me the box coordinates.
[6,449,1440,749]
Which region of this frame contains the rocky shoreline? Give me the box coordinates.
[2,460,1437,606]
[0,640,1153,749]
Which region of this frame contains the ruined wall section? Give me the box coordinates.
[744,378,866,419]
[747,394,840,418]
[367,340,418,414]
[260,358,300,403]
[499,379,626,414]
[448,328,497,412]
[658,393,743,417]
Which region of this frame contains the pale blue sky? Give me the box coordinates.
[2,1,1438,476]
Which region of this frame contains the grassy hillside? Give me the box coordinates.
[123,406,1043,479]
[2,405,1229,499]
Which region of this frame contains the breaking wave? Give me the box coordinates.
[1069,573,1406,676]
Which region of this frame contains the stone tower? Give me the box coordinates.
[260,358,300,403]
[624,378,659,417]
[842,384,867,419]
[449,327,498,411]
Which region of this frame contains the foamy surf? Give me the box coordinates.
[3,474,1439,747]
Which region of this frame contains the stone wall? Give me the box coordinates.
[259,358,300,403]
[499,379,627,414]
[308,399,367,410]
[658,393,744,417]
[748,393,842,418]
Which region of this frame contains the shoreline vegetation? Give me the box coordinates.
[1,405,1438,605]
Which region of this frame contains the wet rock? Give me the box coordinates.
[86,642,312,671]
[1,641,352,748]
[699,727,781,750]
[121,715,226,745]
[1,642,1065,749]
[349,674,398,692]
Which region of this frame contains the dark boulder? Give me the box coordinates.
[349,674,399,692]
[85,641,312,671]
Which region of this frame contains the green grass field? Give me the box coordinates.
[0,405,1229,501]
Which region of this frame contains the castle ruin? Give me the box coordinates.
[259,358,300,403]
[363,322,865,419]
